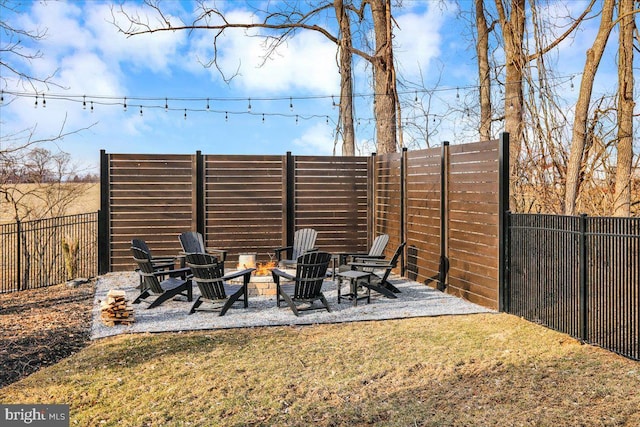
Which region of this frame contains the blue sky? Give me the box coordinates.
[1,0,616,174]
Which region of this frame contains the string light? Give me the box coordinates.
[247,98,251,112]
[262,113,265,123]
[332,95,336,108]
[42,94,46,108]
[206,98,209,110]
[123,97,127,111]
[139,105,143,116]
[165,98,168,111]
[225,111,228,121]
[83,95,86,109]
[289,97,293,111]
[34,94,38,108]
[0,90,3,104]
[456,87,460,100]
[90,101,94,112]
[295,114,298,125]
[184,108,187,120]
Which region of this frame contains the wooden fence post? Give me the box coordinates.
[400,147,408,276]
[285,151,295,248]
[195,151,205,238]
[438,141,450,292]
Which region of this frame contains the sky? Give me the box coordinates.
[0,0,620,174]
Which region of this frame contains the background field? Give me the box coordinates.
[0,183,100,224]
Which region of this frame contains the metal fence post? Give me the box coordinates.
[16,219,22,290]
[98,149,110,274]
[438,141,450,292]
[285,151,295,248]
[498,132,510,311]
[579,213,588,341]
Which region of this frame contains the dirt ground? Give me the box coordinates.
[0,281,95,388]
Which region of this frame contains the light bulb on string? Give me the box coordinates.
[247,98,252,112]
[83,95,86,110]
[165,98,168,112]
[295,114,298,125]
[332,95,336,108]
[139,105,143,117]
[326,116,329,125]
[414,91,418,104]
[0,90,4,104]
[42,94,46,108]
[289,97,293,111]
[225,111,228,122]
[90,101,94,113]
[206,98,210,110]
[570,77,574,90]
[34,94,38,108]
[262,113,265,124]
[123,97,127,112]
[184,109,187,120]
[456,87,460,100]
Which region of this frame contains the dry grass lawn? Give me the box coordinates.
[1,307,638,426]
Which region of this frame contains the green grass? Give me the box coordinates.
[1,313,639,426]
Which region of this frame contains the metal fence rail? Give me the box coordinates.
[507,213,639,361]
[0,212,98,293]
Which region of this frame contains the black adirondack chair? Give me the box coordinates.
[338,234,390,266]
[185,253,255,316]
[274,228,318,267]
[271,251,332,316]
[178,231,228,268]
[131,238,184,289]
[131,246,192,309]
[347,241,406,299]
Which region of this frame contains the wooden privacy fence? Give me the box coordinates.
[100,151,371,273]
[100,133,508,309]
[372,134,509,309]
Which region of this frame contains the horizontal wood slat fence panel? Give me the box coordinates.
[447,139,501,309]
[374,153,404,265]
[107,154,195,271]
[204,155,285,266]
[294,156,369,255]
[406,148,441,284]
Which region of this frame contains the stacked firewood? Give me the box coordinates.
[100,290,135,326]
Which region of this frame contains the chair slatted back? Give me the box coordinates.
[293,251,331,300]
[179,232,206,254]
[185,253,226,300]
[369,234,389,256]
[132,238,151,254]
[292,228,317,260]
[379,242,406,282]
[131,246,164,294]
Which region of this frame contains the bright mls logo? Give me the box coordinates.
[1,405,69,426]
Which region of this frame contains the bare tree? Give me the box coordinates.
[114,0,402,154]
[564,0,616,215]
[613,0,636,216]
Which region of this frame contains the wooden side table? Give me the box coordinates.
[337,270,371,306]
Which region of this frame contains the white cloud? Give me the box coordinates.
[394,4,452,79]
[293,122,335,155]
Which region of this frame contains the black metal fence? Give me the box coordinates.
[0,212,98,293]
[506,213,639,360]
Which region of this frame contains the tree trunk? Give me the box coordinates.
[475,0,492,141]
[370,0,398,154]
[496,0,525,177]
[335,0,356,156]
[564,0,615,215]
[613,0,635,217]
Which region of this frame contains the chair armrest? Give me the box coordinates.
[222,268,255,281]
[348,261,392,269]
[153,267,191,277]
[274,246,293,260]
[352,255,385,262]
[271,268,295,281]
[206,248,228,261]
